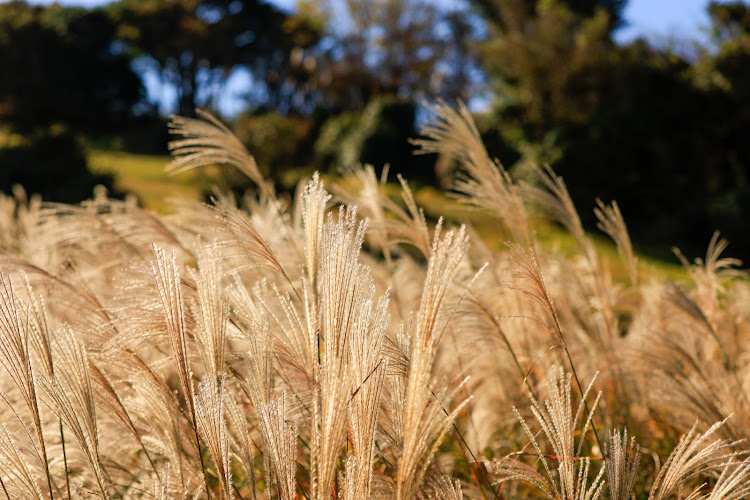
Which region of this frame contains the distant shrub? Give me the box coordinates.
[0,126,113,203]
[232,111,318,189]
[315,97,436,184]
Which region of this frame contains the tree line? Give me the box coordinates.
[0,0,749,259]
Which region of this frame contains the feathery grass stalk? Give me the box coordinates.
[58,419,71,500]
[151,245,213,500]
[0,274,55,500]
[397,224,471,499]
[194,375,234,499]
[605,428,641,500]
[0,474,10,500]
[507,244,604,455]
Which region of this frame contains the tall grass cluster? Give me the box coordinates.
[0,104,749,499]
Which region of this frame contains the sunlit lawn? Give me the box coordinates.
[88,150,220,212]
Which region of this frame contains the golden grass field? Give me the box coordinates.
[0,105,742,499]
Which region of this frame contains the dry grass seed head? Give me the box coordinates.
[190,245,228,380]
[648,417,743,500]
[168,110,272,197]
[194,375,233,499]
[397,225,473,499]
[40,324,108,498]
[414,100,532,245]
[300,172,331,287]
[604,428,641,500]
[497,367,603,500]
[0,423,44,500]
[594,200,638,286]
[257,393,298,500]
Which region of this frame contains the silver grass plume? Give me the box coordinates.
[300,172,331,288]
[347,286,390,500]
[0,273,54,498]
[319,206,368,360]
[648,418,743,500]
[419,466,465,500]
[223,391,256,500]
[396,174,431,257]
[89,360,159,476]
[152,467,173,500]
[210,199,295,291]
[152,466,192,500]
[333,164,393,264]
[672,233,745,350]
[532,367,602,500]
[397,224,472,500]
[514,161,631,411]
[128,370,193,491]
[605,428,641,500]
[496,367,604,500]
[21,273,55,379]
[336,165,434,259]
[273,280,318,385]
[0,423,44,500]
[595,200,638,286]
[413,100,532,245]
[700,459,750,500]
[191,245,228,380]
[194,375,233,499]
[231,280,275,409]
[150,244,212,499]
[311,206,368,500]
[168,109,272,197]
[150,245,193,410]
[40,324,108,498]
[257,394,298,500]
[523,165,592,263]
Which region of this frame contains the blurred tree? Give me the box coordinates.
[232,110,319,187]
[110,0,322,116]
[0,1,137,202]
[0,1,143,133]
[314,96,435,182]
[473,0,625,31]
[478,0,615,142]
[473,0,750,258]
[304,0,483,111]
[708,0,750,44]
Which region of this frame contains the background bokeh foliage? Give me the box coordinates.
[0,0,749,260]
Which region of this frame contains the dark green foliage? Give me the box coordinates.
[476,0,750,259]
[0,1,141,203]
[553,47,726,253]
[0,1,143,133]
[0,128,114,203]
[315,98,436,184]
[472,0,625,33]
[109,0,321,117]
[116,114,171,155]
[232,111,320,189]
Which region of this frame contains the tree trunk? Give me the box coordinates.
[179,65,197,117]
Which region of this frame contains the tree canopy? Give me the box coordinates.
[473,0,750,257]
[0,1,143,132]
[108,0,322,116]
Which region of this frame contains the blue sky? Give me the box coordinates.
[615,0,720,44]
